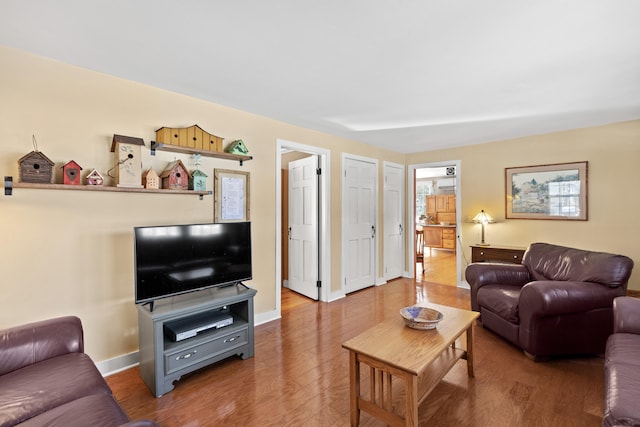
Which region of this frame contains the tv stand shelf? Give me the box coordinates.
[137,285,257,397]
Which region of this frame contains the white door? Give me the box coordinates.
[384,162,404,280]
[288,155,319,300]
[343,156,377,294]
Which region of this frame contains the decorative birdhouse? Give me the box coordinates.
[155,125,224,153]
[143,168,160,189]
[18,151,55,183]
[111,134,145,188]
[86,169,104,186]
[224,139,249,155]
[62,160,83,185]
[189,169,207,191]
[160,160,191,190]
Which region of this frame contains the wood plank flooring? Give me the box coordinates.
[106,279,604,426]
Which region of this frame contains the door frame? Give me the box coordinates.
[408,160,466,288]
[276,139,331,310]
[341,153,380,296]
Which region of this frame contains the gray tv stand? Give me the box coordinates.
[137,284,257,397]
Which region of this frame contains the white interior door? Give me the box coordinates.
[343,156,377,294]
[384,162,404,280]
[288,155,319,300]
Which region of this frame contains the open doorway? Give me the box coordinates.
[409,161,462,287]
[276,140,332,314]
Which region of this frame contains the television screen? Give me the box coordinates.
[134,222,252,304]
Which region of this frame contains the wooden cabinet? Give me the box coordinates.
[425,195,456,220]
[423,226,456,251]
[426,196,437,216]
[470,245,526,264]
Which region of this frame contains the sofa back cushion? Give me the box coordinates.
[0,316,84,376]
[523,243,634,288]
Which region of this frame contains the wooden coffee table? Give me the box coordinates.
[341,303,479,427]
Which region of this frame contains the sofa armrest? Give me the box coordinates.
[465,263,530,311]
[613,296,640,334]
[520,281,622,320]
[0,316,84,376]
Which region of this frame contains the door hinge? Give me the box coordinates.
[316,167,321,175]
[316,280,322,288]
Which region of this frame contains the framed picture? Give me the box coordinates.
[505,161,588,220]
[214,169,250,223]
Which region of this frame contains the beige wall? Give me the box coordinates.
[0,46,403,363]
[409,120,639,290]
[2,45,638,365]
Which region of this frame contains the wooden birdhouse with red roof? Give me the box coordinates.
[18,151,55,183]
[143,168,160,189]
[62,160,83,185]
[160,160,191,190]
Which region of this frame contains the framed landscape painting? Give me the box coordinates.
[505,161,588,220]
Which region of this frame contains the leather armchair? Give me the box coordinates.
[466,243,634,360]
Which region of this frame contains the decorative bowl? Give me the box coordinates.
[400,306,444,330]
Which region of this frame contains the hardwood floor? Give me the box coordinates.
[419,248,457,286]
[106,279,604,426]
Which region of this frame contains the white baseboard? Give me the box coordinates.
[97,351,139,377]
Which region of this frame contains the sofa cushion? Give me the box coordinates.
[523,243,634,287]
[605,334,640,367]
[0,353,111,427]
[477,285,521,323]
[16,394,129,427]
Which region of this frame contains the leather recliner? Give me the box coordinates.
[465,242,634,360]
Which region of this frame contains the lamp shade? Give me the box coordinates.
[472,210,494,225]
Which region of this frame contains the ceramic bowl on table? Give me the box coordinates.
[400,306,444,330]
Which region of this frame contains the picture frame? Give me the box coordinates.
[505,161,588,220]
[214,169,250,223]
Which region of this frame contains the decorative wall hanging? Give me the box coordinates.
[214,169,250,223]
[505,161,588,220]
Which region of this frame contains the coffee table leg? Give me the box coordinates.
[466,323,475,378]
[404,374,419,427]
[349,351,361,426]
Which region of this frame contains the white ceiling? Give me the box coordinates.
[2,1,639,153]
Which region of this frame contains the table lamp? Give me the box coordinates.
[472,210,494,246]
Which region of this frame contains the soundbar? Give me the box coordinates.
[164,311,234,342]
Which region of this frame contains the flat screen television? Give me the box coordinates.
[134,222,252,307]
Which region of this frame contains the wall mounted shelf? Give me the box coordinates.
[3,177,211,199]
[150,141,252,166]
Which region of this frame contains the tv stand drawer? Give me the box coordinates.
[165,327,249,374]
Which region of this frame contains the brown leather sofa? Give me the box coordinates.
[0,316,158,427]
[466,242,634,360]
[603,296,640,427]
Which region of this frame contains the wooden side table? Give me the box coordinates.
[470,245,526,264]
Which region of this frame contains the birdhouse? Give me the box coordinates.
[18,151,55,183]
[143,168,160,189]
[224,139,249,155]
[86,169,104,186]
[189,169,207,191]
[111,134,145,188]
[62,160,83,185]
[160,160,191,190]
[155,125,224,153]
